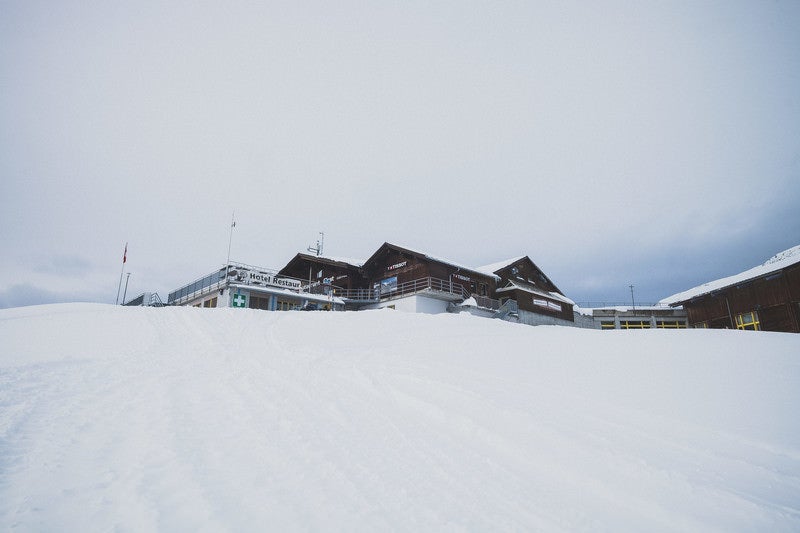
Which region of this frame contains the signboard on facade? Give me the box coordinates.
[232,293,248,308]
[380,276,398,294]
[243,271,302,290]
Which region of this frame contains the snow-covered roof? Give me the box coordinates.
[384,243,499,279]
[296,253,365,268]
[475,257,526,276]
[660,245,800,305]
[496,280,575,305]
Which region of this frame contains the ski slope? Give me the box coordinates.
[1,304,799,531]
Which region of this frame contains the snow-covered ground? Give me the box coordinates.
[1,304,799,531]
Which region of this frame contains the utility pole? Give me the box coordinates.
[629,284,636,311]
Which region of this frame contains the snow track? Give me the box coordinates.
[1,304,799,530]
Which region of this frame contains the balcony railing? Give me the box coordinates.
[332,276,473,302]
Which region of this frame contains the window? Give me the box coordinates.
[277,299,299,311]
[601,321,616,330]
[694,322,708,329]
[620,320,650,329]
[656,320,686,329]
[735,311,760,331]
[203,297,218,308]
[249,296,270,310]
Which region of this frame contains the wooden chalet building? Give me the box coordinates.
[356,243,497,313]
[166,240,583,326]
[278,253,368,306]
[661,245,800,332]
[476,257,576,326]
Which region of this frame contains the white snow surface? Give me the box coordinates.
[1,304,799,531]
[661,244,800,305]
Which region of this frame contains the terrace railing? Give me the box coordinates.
[332,276,473,302]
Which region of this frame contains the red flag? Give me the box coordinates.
[123,243,128,264]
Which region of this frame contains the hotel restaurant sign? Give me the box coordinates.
[242,271,303,290]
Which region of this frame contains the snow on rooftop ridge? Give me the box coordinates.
[475,257,526,276]
[389,243,495,278]
[299,253,365,267]
[764,244,800,265]
[660,244,800,305]
[319,255,365,267]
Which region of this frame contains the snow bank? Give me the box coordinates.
[1,304,799,531]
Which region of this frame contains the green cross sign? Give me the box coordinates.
[232,293,247,308]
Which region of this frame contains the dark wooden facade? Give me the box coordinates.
[361,243,496,298]
[278,253,366,293]
[488,257,575,322]
[276,244,575,322]
[672,263,800,332]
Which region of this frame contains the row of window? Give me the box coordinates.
[277,300,300,311]
[251,296,302,311]
[600,320,688,330]
[694,311,761,330]
[193,296,219,308]
[193,295,303,310]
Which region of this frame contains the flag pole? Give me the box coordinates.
[225,212,235,292]
[226,211,235,268]
[115,242,127,305]
[122,272,131,305]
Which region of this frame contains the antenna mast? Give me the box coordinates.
[307,231,324,257]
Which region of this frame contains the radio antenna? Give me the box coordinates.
[307,231,324,257]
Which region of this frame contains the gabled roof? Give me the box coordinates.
[496,280,575,305]
[660,245,800,305]
[475,257,526,276]
[363,243,498,279]
[478,255,566,297]
[278,253,365,279]
[282,252,364,269]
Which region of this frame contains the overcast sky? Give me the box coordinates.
[1,0,799,308]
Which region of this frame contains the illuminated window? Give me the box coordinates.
[656,320,686,329]
[735,311,760,331]
[620,320,650,329]
[601,321,616,330]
